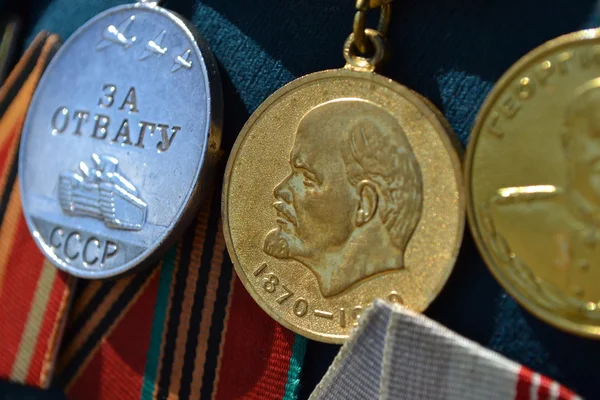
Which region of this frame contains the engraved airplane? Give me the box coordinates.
[171,49,192,72]
[96,15,137,51]
[139,30,167,60]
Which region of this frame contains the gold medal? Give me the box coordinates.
[223,0,464,343]
[466,29,600,338]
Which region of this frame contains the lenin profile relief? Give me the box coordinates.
[263,98,424,297]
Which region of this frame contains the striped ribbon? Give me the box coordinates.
[0,32,75,389]
[0,33,307,399]
[310,301,580,400]
[55,190,307,400]
[516,367,578,400]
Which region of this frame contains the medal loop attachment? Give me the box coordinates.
[353,0,392,54]
[344,29,386,72]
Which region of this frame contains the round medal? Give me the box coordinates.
[19,1,222,278]
[467,29,600,338]
[223,66,464,342]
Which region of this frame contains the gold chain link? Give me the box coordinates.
[352,0,393,54]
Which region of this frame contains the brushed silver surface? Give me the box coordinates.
[19,2,222,278]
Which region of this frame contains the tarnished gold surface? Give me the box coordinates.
[467,29,600,338]
[223,69,464,343]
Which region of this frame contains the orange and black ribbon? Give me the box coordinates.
[53,179,307,400]
[0,33,307,399]
[0,31,75,389]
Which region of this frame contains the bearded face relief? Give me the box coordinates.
[264,99,423,297]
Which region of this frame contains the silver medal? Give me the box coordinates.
[19,1,222,278]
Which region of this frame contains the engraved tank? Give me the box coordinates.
[58,153,147,231]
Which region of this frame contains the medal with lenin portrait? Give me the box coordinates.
[222,1,465,342]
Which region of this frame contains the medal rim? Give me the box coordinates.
[222,68,465,343]
[465,28,600,338]
[18,2,222,279]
